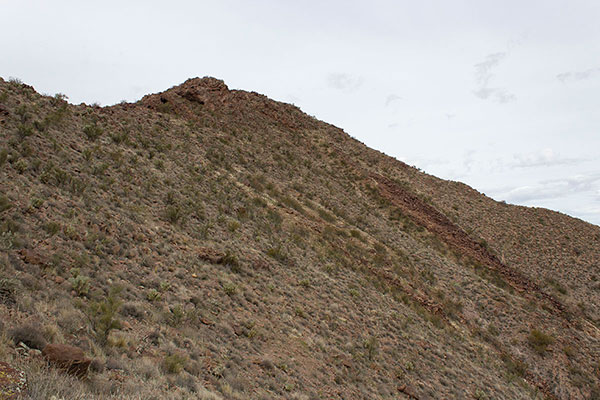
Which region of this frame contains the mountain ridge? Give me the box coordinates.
[0,76,599,399]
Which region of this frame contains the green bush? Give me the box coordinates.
[162,353,187,374]
[363,336,378,360]
[146,288,162,302]
[165,205,184,224]
[88,286,122,346]
[83,123,103,141]
[0,195,12,213]
[222,281,237,296]
[222,251,241,273]
[68,269,90,296]
[528,329,554,355]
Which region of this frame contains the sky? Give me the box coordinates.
[1,0,599,225]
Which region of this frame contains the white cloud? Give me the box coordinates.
[474,52,506,87]
[495,173,600,203]
[557,67,600,83]
[473,87,516,103]
[385,94,401,106]
[326,73,364,92]
[473,52,516,104]
[512,148,586,168]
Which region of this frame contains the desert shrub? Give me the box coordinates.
[16,124,33,140]
[69,269,90,296]
[0,195,12,212]
[162,353,187,374]
[29,197,43,209]
[266,244,287,262]
[363,336,378,360]
[280,195,304,214]
[83,123,103,141]
[317,208,336,223]
[0,278,17,306]
[110,129,129,144]
[120,302,145,320]
[0,149,8,167]
[135,358,159,381]
[87,286,122,346]
[528,329,554,355]
[222,282,237,296]
[546,278,568,295]
[9,323,47,350]
[165,205,184,224]
[166,304,187,327]
[146,288,162,302]
[487,324,499,337]
[500,353,526,378]
[222,251,241,273]
[14,159,27,174]
[294,307,307,319]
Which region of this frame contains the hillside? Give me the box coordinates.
[0,76,599,399]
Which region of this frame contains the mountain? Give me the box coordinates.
[0,76,599,399]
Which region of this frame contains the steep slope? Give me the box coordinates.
[0,77,599,399]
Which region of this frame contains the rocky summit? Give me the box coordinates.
[0,76,599,399]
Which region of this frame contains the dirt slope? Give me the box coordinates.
[0,76,599,399]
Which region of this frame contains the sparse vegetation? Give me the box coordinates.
[0,76,597,399]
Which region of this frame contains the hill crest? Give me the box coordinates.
[0,76,599,399]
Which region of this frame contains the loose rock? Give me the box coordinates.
[42,344,91,378]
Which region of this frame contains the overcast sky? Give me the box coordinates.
[2,0,599,225]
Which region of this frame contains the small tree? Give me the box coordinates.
[88,286,122,346]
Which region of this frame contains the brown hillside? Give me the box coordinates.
[0,76,599,399]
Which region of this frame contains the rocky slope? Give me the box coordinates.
[0,76,599,399]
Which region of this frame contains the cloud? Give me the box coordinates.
[493,173,600,203]
[563,206,600,226]
[284,94,301,105]
[462,150,477,173]
[511,148,586,168]
[472,52,516,104]
[557,67,600,83]
[474,52,506,86]
[473,88,516,104]
[385,94,401,106]
[326,73,364,92]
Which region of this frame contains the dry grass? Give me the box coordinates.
[0,76,598,399]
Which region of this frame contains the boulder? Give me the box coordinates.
[0,361,27,399]
[197,247,225,264]
[42,344,91,378]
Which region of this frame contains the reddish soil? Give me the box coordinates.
[372,174,566,315]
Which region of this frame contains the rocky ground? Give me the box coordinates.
[0,76,599,399]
